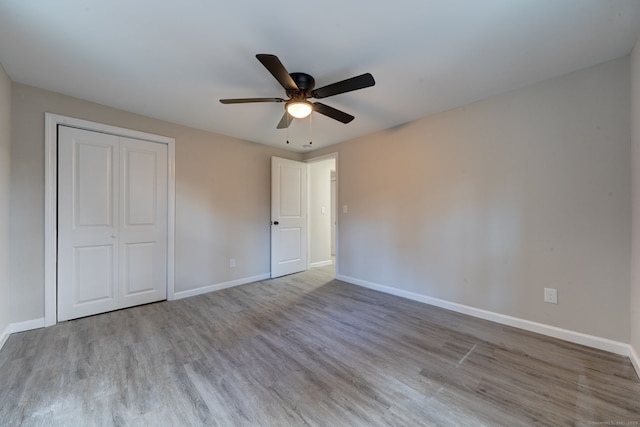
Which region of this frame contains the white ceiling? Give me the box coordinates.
[1,1,639,152]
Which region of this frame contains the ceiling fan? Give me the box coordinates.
[220,54,375,129]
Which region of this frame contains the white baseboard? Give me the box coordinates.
[630,345,640,379]
[310,260,333,268]
[3,274,637,380]
[0,317,46,351]
[11,317,45,333]
[0,324,10,351]
[337,274,633,358]
[172,273,271,300]
[1,273,273,341]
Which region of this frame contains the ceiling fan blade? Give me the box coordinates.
[276,112,293,129]
[313,102,355,124]
[220,97,285,104]
[312,73,375,99]
[256,54,299,91]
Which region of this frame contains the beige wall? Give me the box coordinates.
[6,55,635,347]
[10,83,301,323]
[0,64,11,336]
[631,38,640,357]
[308,57,631,342]
[309,158,335,265]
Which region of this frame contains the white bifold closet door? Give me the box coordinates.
[57,126,168,321]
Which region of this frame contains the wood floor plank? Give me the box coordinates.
[1,265,639,426]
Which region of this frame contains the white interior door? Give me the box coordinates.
[118,137,167,309]
[271,156,308,278]
[57,126,167,321]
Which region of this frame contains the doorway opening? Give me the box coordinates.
[307,154,337,278]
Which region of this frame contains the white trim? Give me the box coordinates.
[44,113,176,326]
[10,318,45,333]
[172,273,271,300]
[337,274,632,357]
[0,324,10,350]
[310,260,333,268]
[305,152,339,164]
[166,139,176,300]
[1,318,46,350]
[44,114,58,327]
[630,345,640,379]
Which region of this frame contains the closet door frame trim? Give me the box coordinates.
[44,113,176,327]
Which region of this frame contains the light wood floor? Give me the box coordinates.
[1,265,639,426]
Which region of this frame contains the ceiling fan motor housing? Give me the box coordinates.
[288,72,315,97]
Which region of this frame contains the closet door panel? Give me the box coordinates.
[119,137,167,306]
[58,127,120,321]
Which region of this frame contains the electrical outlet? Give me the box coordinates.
[229,258,236,268]
[544,288,558,304]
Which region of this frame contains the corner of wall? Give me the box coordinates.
[631,345,640,380]
[0,62,12,351]
[630,35,640,379]
[0,324,10,351]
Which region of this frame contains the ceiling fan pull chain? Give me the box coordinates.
[309,112,313,146]
[286,119,290,144]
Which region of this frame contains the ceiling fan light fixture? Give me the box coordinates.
[286,100,313,119]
